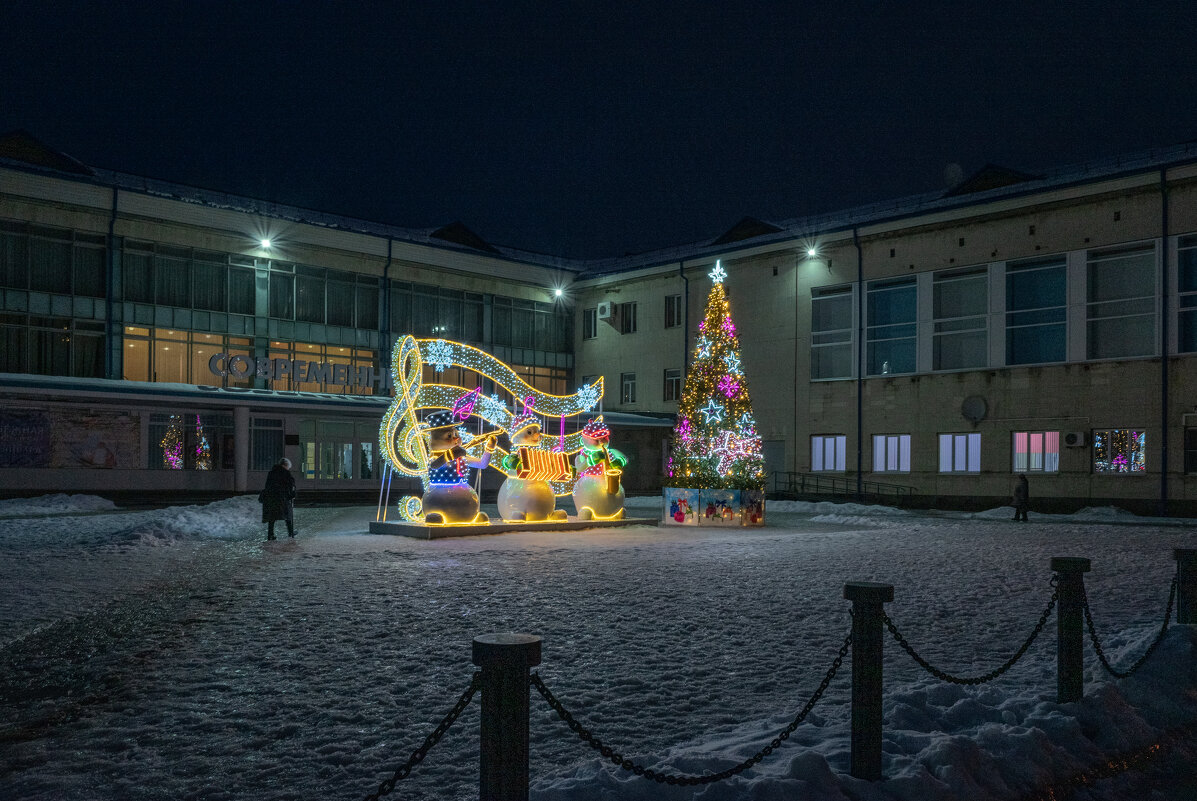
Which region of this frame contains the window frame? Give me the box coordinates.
[932,266,988,371]
[1012,430,1060,473]
[620,371,636,404]
[811,434,847,472]
[619,302,638,334]
[872,434,911,472]
[938,432,981,473]
[1085,244,1156,360]
[664,294,683,329]
[811,284,854,380]
[866,277,916,376]
[1092,428,1147,474]
[663,367,682,401]
[582,307,597,340]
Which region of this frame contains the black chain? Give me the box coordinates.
[884,575,1059,685]
[363,672,481,801]
[530,628,852,786]
[1082,575,1177,679]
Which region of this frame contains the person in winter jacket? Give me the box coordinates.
[1012,474,1029,522]
[260,457,296,539]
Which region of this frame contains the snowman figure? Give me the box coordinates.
[572,416,627,520]
[497,413,568,522]
[420,410,494,525]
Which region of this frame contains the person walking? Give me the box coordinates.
[1012,474,1029,522]
[260,457,296,540]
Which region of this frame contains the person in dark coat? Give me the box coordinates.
[260,457,296,540]
[1012,474,1029,522]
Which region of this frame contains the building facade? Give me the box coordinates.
[3,133,1196,512]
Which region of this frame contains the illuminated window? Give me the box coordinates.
[939,433,981,473]
[1093,429,1146,473]
[872,434,911,472]
[811,435,846,471]
[1012,431,1059,472]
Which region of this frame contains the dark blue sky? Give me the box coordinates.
[2,2,1195,258]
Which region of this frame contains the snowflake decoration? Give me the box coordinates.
[709,261,727,284]
[456,426,473,442]
[477,393,507,421]
[576,383,600,410]
[718,375,740,398]
[721,317,736,337]
[699,399,724,424]
[723,353,741,373]
[676,416,693,442]
[425,339,453,372]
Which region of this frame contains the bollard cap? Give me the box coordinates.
[843,581,895,603]
[1050,557,1091,573]
[472,633,542,667]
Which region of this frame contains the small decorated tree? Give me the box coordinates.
[666,261,766,491]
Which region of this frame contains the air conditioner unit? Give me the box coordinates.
[596,301,614,321]
[1063,431,1087,448]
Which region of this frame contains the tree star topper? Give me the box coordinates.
[709,260,727,284]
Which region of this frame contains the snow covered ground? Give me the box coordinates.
[0,493,1195,801]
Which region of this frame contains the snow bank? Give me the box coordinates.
[0,492,117,518]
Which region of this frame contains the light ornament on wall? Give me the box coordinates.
[379,335,606,517]
[699,399,724,424]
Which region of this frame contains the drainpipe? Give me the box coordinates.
[381,237,392,392]
[105,187,118,379]
[854,226,864,501]
[679,261,690,369]
[1159,169,1170,516]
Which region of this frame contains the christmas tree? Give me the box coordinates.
[666,261,766,490]
[161,415,184,469]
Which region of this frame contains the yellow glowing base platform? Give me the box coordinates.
[369,516,660,539]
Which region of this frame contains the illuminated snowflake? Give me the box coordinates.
[576,383,600,410]
[718,375,740,398]
[709,261,727,284]
[676,416,693,442]
[425,339,453,372]
[721,317,736,337]
[699,399,724,424]
[479,393,508,420]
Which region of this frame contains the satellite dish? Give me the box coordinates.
[961,395,988,423]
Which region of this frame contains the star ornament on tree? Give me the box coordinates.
[699,399,724,424]
[723,353,741,374]
[709,261,727,284]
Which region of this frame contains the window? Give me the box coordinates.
[872,434,911,472]
[148,412,233,470]
[582,307,597,339]
[933,267,987,370]
[619,302,638,334]
[1093,429,1146,473]
[620,372,636,404]
[811,435,846,471]
[665,294,682,328]
[1013,431,1059,472]
[250,417,285,471]
[1180,236,1197,353]
[1185,425,1197,473]
[1087,246,1155,359]
[1006,255,1066,365]
[867,277,916,375]
[938,433,981,473]
[269,270,294,319]
[663,368,682,401]
[811,285,853,379]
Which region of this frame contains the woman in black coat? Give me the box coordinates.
[260,457,296,540]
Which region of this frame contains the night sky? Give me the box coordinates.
[2,2,1195,258]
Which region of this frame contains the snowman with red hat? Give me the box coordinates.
[572,416,627,520]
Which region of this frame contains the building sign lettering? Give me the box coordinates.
[208,353,374,388]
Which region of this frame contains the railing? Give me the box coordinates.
[769,470,916,501]
[361,547,1197,800]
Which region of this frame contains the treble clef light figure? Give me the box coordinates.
[379,336,430,520]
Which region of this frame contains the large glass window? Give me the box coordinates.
[1093,429,1146,473]
[811,285,853,379]
[1087,246,1155,359]
[148,412,233,470]
[1013,431,1059,472]
[192,253,227,311]
[933,267,987,370]
[811,435,846,471]
[154,246,191,307]
[1006,255,1066,365]
[1180,236,1197,353]
[123,326,253,388]
[250,417,285,471]
[1,222,106,297]
[872,434,911,472]
[866,277,915,375]
[295,266,325,323]
[269,269,294,319]
[939,433,981,473]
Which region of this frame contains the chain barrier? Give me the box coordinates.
[530,628,852,786]
[363,672,481,801]
[1082,575,1178,679]
[883,575,1059,685]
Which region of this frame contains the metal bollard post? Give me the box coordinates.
[1176,549,1197,624]
[844,581,894,781]
[472,633,542,801]
[1051,557,1090,703]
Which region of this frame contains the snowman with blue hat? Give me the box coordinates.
[420,409,494,525]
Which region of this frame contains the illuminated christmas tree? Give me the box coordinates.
[666,261,766,490]
[161,415,184,470]
[194,415,213,471]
